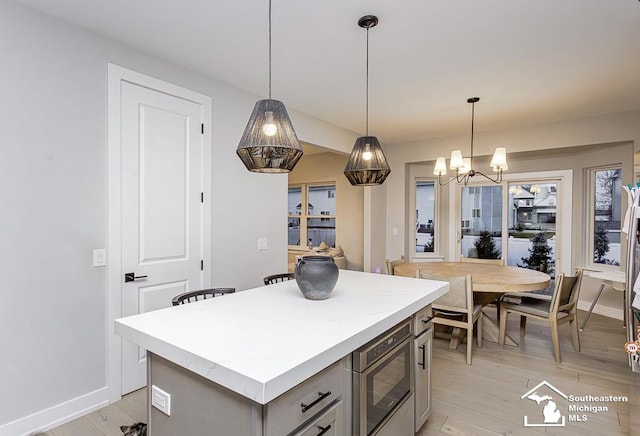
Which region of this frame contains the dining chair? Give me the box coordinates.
[498,269,583,362]
[418,271,482,365]
[263,272,295,285]
[460,257,506,305]
[385,255,406,275]
[171,288,236,306]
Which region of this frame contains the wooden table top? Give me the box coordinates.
[394,261,551,293]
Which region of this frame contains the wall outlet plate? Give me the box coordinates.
[151,385,171,416]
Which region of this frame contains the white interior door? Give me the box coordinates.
[120,80,206,394]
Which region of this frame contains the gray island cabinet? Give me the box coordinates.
[115,270,447,435]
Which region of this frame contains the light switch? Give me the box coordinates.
[93,249,107,267]
[392,227,399,236]
[258,237,268,250]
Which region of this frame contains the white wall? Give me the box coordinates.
[0,1,358,433]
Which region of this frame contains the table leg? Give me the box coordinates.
[482,308,518,346]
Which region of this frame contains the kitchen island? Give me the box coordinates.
[115,270,447,435]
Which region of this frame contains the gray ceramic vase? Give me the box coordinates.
[294,256,339,300]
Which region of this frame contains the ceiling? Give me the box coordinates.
[18,0,640,145]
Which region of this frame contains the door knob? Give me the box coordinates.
[124,272,148,283]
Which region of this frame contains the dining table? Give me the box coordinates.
[394,261,552,345]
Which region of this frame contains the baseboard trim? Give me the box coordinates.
[0,386,109,436]
[577,301,623,320]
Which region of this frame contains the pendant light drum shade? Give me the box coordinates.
[344,136,390,185]
[236,99,303,173]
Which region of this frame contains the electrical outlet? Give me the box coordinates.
[151,385,171,416]
[258,237,268,250]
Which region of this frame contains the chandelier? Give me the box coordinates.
[433,97,508,186]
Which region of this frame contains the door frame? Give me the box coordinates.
[107,64,212,402]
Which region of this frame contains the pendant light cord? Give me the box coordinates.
[365,26,369,137]
[470,99,475,168]
[268,0,272,99]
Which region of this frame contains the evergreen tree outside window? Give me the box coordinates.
[590,167,622,267]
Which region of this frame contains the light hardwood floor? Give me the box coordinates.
[39,310,639,436]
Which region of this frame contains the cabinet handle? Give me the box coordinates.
[316,424,332,436]
[418,345,426,369]
[300,391,331,413]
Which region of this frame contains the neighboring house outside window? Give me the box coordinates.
[288,183,336,248]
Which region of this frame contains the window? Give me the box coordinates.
[460,185,503,259]
[588,166,622,268]
[415,180,436,254]
[288,183,336,248]
[507,182,558,275]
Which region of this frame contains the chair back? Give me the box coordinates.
[172,288,236,306]
[263,273,294,285]
[385,256,406,275]
[460,257,505,265]
[419,271,473,312]
[550,269,583,314]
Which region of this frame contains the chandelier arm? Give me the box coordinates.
[474,170,503,184]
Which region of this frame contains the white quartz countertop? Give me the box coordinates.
[115,270,447,404]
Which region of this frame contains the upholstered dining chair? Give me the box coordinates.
[418,271,482,365]
[385,256,406,275]
[498,269,584,362]
[263,273,295,285]
[172,288,236,306]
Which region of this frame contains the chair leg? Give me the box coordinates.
[519,316,527,337]
[476,315,483,348]
[570,315,581,352]
[498,306,507,346]
[466,326,473,365]
[550,318,561,362]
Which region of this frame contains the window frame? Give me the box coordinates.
[288,182,337,249]
[411,177,441,260]
[585,165,623,271]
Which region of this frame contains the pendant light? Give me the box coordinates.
[236,0,303,173]
[433,97,508,186]
[344,15,391,186]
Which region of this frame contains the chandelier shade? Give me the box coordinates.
[236,99,303,173]
[236,0,303,173]
[344,15,390,186]
[344,136,391,185]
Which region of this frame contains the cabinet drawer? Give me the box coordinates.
[295,400,342,436]
[413,304,433,336]
[265,359,346,436]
